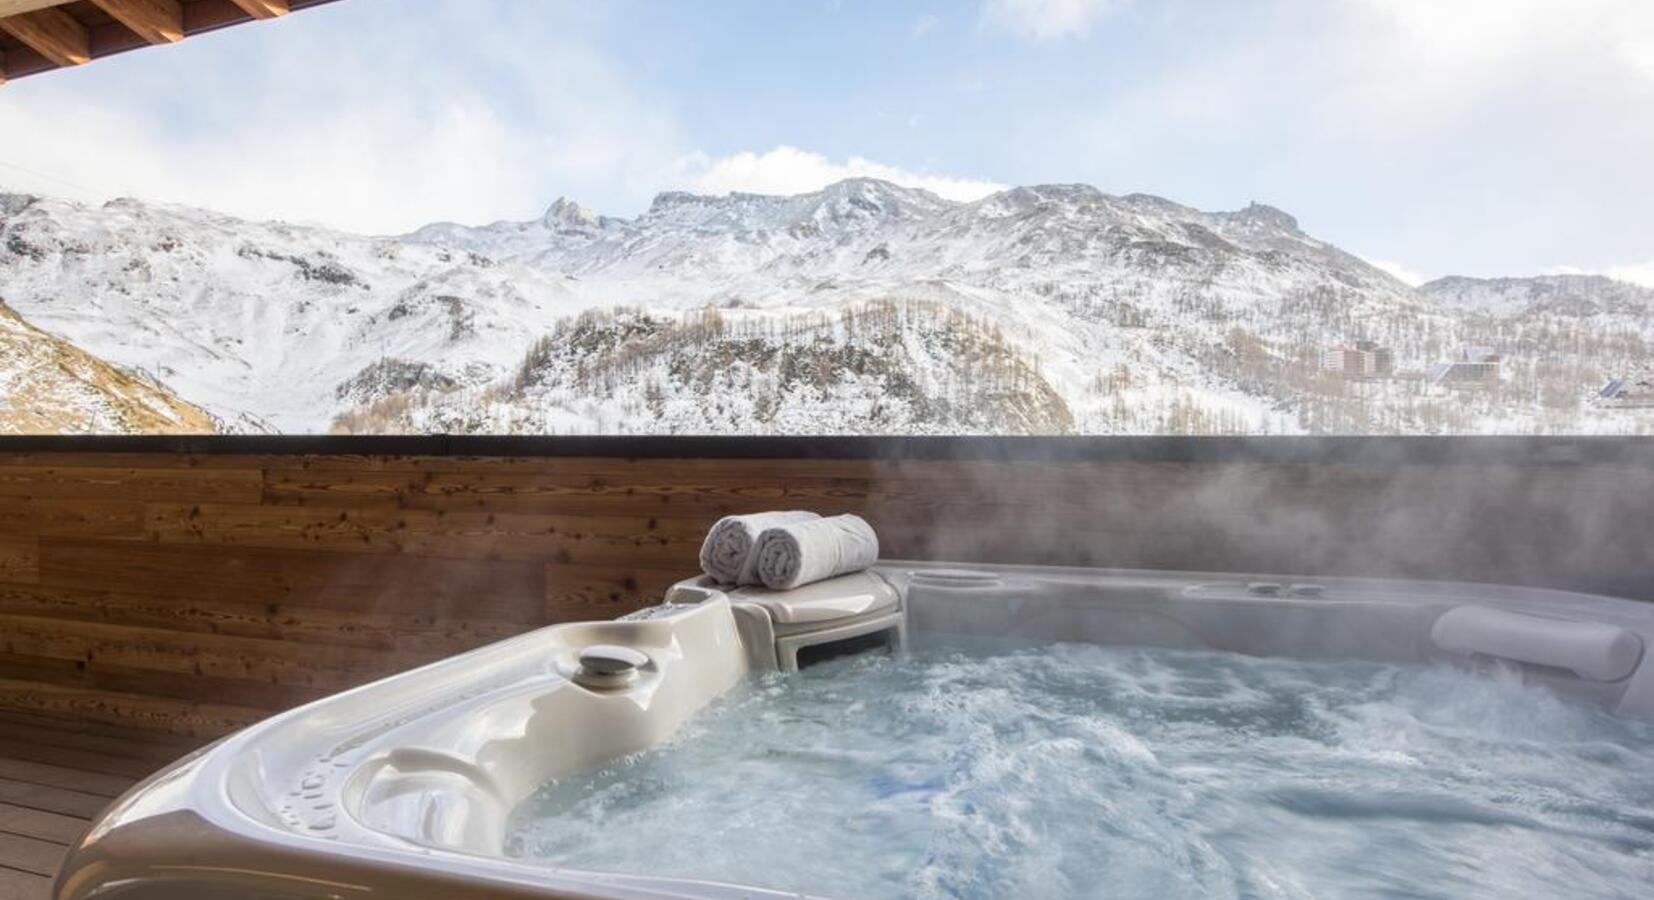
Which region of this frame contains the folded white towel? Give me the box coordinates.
[752,514,879,591]
[699,511,821,584]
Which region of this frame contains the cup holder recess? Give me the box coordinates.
[566,644,651,690]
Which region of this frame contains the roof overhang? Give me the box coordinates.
[0,0,340,84]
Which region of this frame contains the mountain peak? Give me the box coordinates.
[647,190,707,213]
[821,176,890,190]
[1228,202,1299,232]
[541,197,600,231]
[648,177,941,209]
[805,177,947,218]
[816,176,920,197]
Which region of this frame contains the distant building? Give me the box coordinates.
[1322,340,1395,379]
[1595,372,1654,409]
[1427,346,1501,389]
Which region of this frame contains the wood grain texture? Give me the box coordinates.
[0,712,181,900]
[0,449,1647,744]
[0,582,520,654]
[0,6,88,66]
[36,538,546,621]
[0,499,144,539]
[0,828,66,876]
[2,0,336,86]
[0,465,261,503]
[0,776,106,819]
[0,800,84,843]
[88,0,183,44]
[0,539,35,585]
[0,757,129,799]
[0,677,264,737]
[0,710,198,760]
[0,3,72,22]
[227,0,287,18]
[0,867,52,900]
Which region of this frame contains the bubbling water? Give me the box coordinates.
[507,638,1654,899]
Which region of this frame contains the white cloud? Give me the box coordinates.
[1606,262,1654,288]
[1089,0,1653,143]
[0,2,684,234]
[1346,0,1654,108]
[1361,257,1428,287]
[1359,0,1577,62]
[980,0,1126,42]
[1,0,1646,278]
[1073,0,1654,276]
[671,146,1005,202]
[1626,37,1654,81]
[1542,263,1654,288]
[911,13,940,38]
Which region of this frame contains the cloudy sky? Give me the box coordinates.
[2,0,1651,284]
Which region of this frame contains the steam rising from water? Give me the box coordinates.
[508,639,1654,899]
[868,447,1654,603]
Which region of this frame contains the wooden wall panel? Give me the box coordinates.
[36,538,546,621]
[544,564,686,623]
[0,582,515,653]
[0,676,265,737]
[0,537,36,584]
[143,503,704,565]
[0,465,262,502]
[0,498,144,538]
[0,446,1646,740]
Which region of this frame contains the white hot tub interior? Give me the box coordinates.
[57,563,1654,900]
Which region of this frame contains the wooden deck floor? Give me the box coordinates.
[0,713,198,900]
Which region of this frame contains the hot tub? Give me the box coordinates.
[56,563,1654,899]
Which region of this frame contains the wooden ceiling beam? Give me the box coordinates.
[90,0,184,45]
[0,0,332,84]
[226,0,288,19]
[0,2,68,18]
[0,6,90,67]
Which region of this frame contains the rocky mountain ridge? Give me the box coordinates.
[2,180,1649,435]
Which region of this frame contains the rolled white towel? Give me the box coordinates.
[699,511,821,585]
[752,514,879,591]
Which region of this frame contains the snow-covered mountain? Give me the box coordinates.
[0,191,587,432]
[337,301,1078,436]
[408,179,1414,316]
[2,181,1650,434]
[0,299,214,434]
[1421,274,1654,320]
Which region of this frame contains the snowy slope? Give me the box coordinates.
[0,299,215,434]
[401,179,1457,434]
[408,180,1415,321]
[1421,274,1654,320]
[337,301,1078,436]
[4,181,1651,435]
[0,192,589,431]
